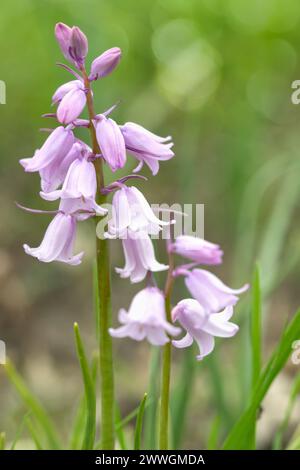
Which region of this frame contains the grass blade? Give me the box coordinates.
[134,393,147,450]
[223,308,300,449]
[5,360,60,449]
[70,355,98,450]
[273,373,300,449]
[0,433,5,450]
[171,348,196,449]
[25,417,43,450]
[144,347,160,449]
[73,323,96,450]
[207,415,221,450]
[115,403,127,450]
[250,265,262,391]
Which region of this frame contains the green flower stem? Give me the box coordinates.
[82,68,115,449]
[159,238,175,450]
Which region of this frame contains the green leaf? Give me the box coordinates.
[10,411,31,450]
[273,373,300,449]
[69,355,98,450]
[144,347,160,449]
[5,360,60,449]
[115,403,127,450]
[223,308,300,449]
[0,432,6,450]
[73,323,96,450]
[251,265,262,390]
[134,393,147,450]
[247,265,262,448]
[25,417,43,450]
[207,415,221,450]
[171,348,196,448]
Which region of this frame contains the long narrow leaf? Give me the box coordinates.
[5,360,60,449]
[115,403,127,450]
[25,417,43,450]
[0,433,5,450]
[69,355,98,450]
[134,393,147,450]
[223,308,300,449]
[73,323,96,450]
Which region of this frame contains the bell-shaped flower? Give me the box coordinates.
[172,299,238,360]
[109,287,181,345]
[106,185,169,238]
[116,230,168,283]
[40,156,107,218]
[52,80,86,125]
[39,141,83,193]
[95,116,126,171]
[184,269,249,314]
[20,126,74,173]
[24,213,83,265]
[120,122,174,175]
[89,47,122,81]
[170,235,223,265]
[55,23,88,68]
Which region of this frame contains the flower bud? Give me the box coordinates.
[89,47,121,80]
[55,23,88,68]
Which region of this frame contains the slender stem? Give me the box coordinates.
[159,226,175,450]
[82,68,115,449]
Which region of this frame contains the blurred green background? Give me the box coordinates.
[1,0,300,449]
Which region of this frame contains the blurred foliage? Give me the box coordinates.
[1,0,300,449]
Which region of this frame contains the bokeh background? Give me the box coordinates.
[1,0,300,449]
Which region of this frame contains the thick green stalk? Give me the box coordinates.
[82,68,115,449]
[159,240,175,449]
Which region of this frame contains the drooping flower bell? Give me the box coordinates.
[24,213,83,265]
[95,115,126,171]
[55,23,88,69]
[183,268,249,314]
[39,141,83,193]
[52,80,87,125]
[120,122,174,175]
[116,230,168,283]
[20,126,74,173]
[170,235,223,265]
[106,185,170,238]
[109,287,181,345]
[89,47,122,81]
[40,154,107,219]
[172,299,238,360]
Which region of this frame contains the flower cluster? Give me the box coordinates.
[111,234,248,359]
[20,23,174,268]
[20,23,248,361]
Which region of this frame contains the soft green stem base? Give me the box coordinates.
[159,296,172,450]
[96,232,115,450]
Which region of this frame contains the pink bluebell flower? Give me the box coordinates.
[109,287,181,345]
[170,235,223,265]
[95,116,126,171]
[52,80,87,124]
[120,122,174,175]
[55,23,88,68]
[106,185,169,238]
[40,155,107,218]
[20,126,74,173]
[116,230,168,283]
[172,299,238,360]
[89,47,122,81]
[24,213,83,266]
[183,268,249,314]
[39,141,83,193]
